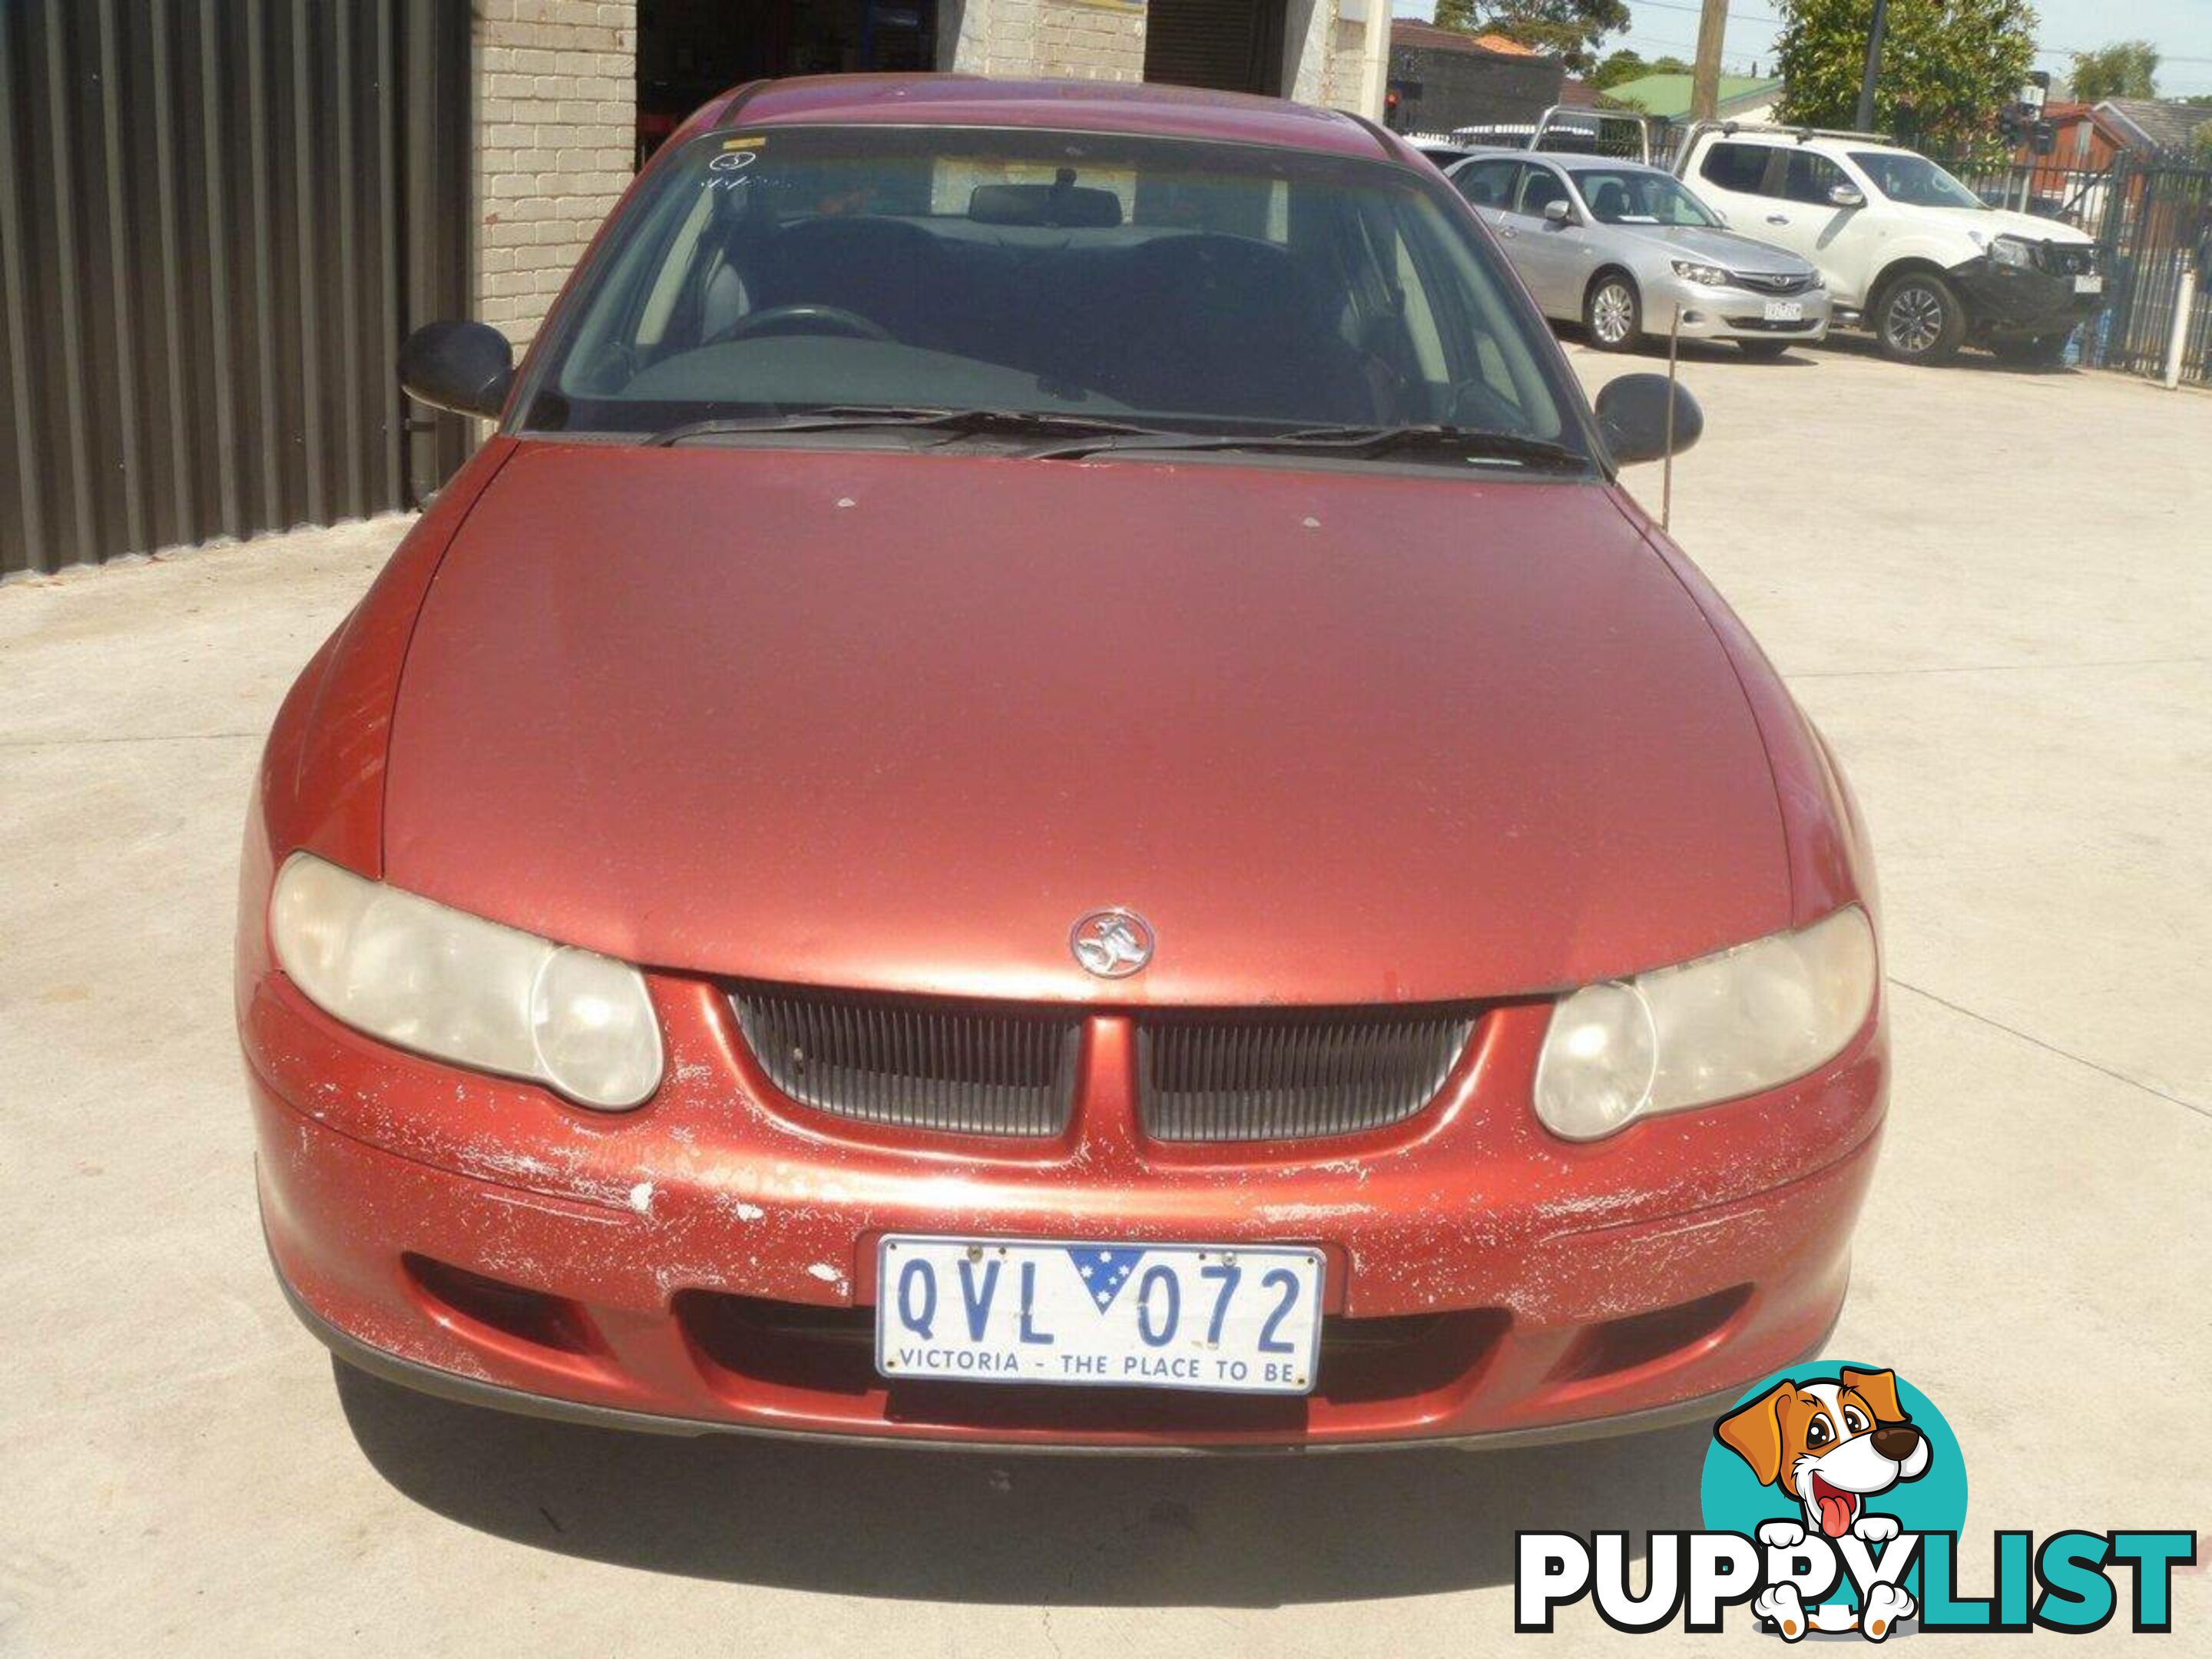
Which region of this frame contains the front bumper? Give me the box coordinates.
[1952,256,2104,337]
[247,971,1886,1449]
[1654,276,1832,343]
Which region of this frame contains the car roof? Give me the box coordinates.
[1445,147,1661,174]
[1704,128,1916,159]
[674,75,1396,161]
[1543,153,1666,174]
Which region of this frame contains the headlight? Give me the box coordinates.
[1989,235,2036,269]
[270,853,664,1109]
[1533,907,1877,1141]
[1671,260,1730,286]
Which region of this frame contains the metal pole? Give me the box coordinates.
[2166,267,2198,389]
[1855,0,1889,134]
[1664,305,1682,529]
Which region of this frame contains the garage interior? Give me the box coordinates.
[1142,0,1287,97]
[637,0,945,154]
[635,0,1291,161]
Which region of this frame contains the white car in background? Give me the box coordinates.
[1675,124,2106,366]
[1446,151,1830,358]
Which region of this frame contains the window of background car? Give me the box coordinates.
[1781,150,1849,206]
[1573,170,1720,227]
[1451,157,1521,209]
[1699,141,1777,196]
[523,127,1575,448]
[1515,167,1570,218]
[1847,150,1984,210]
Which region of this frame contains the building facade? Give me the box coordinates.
[1381,22,1561,141]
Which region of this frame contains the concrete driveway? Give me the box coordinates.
[3,346,2206,1654]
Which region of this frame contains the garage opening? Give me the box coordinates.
[636,0,942,160]
[1141,0,1286,96]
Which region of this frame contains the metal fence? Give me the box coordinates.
[0,0,475,579]
[1930,150,2212,386]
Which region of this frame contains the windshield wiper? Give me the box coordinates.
[641,406,1165,447]
[1025,422,1590,469]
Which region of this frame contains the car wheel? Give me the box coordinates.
[1990,332,2071,368]
[1737,339,1793,360]
[1584,274,1643,353]
[1874,273,1965,364]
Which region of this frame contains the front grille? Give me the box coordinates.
[731,987,1475,1144]
[1137,1009,1475,1143]
[1730,270,1814,295]
[1724,315,1823,332]
[731,988,1079,1137]
[2038,243,2098,276]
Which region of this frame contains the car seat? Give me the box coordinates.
[1588,180,1630,222]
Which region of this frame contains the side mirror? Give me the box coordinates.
[1542,199,1575,226]
[398,320,515,419]
[1594,373,1704,465]
[1828,183,1866,209]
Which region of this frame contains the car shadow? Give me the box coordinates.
[1816,332,2083,376]
[333,1359,1709,1604]
[1565,333,1820,366]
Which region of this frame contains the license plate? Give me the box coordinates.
[2075,274,2104,295]
[875,1237,1325,1395]
[1763,300,1806,322]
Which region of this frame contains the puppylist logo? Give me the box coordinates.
[1517,1363,2195,1641]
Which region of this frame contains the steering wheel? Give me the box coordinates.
[711,304,893,345]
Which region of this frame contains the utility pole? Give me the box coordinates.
[1854,0,1891,132]
[1691,0,1727,122]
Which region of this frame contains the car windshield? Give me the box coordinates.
[1848,151,1984,210]
[1572,169,1720,227]
[518,125,1579,455]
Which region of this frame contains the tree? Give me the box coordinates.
[1592,49,1694,88]
[2069,41,2160,102]
[1429,2,1631,74]
[1591,48,1647,88]
[1773,0,2038,154]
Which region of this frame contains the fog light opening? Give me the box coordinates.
[402,1253,598,1356]
[1554,1284,1750,1384]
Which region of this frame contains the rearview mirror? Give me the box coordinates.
[1594,373,1704,465]
[398,320,515,419]
[1543,199,1574,226]
[1828,183,1866,209]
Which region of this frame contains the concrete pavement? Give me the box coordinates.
[2,345,2206,1654]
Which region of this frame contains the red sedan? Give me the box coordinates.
[241,76,1884,1449]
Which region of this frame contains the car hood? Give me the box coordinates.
[383,442,1788,1005]
[1974,206,2095,246]
[1621,223,1813,275]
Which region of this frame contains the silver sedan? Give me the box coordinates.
[1445,151,1832,357]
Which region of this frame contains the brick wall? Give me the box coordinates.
[1036,0,1145,81]
[474,0,638,349]
[955,0,1144,82]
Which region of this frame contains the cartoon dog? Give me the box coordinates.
[1716,1367,1932,1642]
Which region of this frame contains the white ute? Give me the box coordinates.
[1675,124,2106,366]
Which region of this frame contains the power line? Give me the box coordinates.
[1631,0,1783,21]
[1615,31,1770,72]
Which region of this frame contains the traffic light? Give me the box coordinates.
[2032,119,2058,156]
[1384,79,1419,131]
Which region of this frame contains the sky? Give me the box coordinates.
[1389,0,2212,98]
